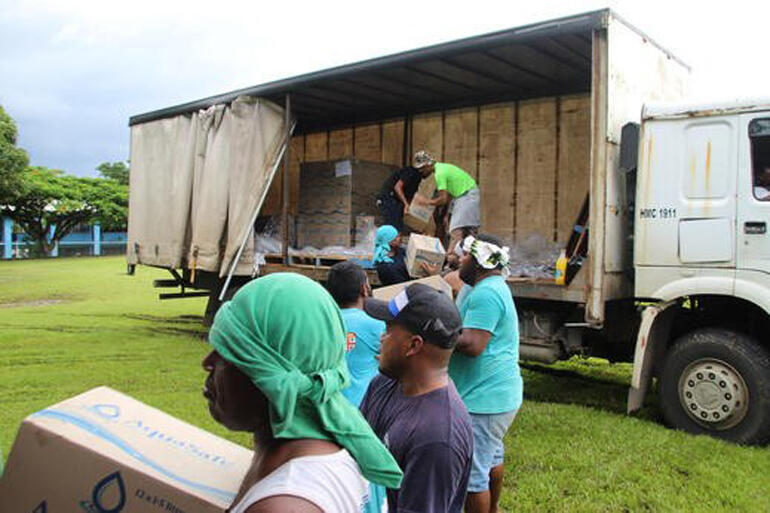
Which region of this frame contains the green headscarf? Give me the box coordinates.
[209,272,403,489]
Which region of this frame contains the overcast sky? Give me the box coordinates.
[2,0,769,177]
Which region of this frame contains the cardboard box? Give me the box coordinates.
[0,387,252,513]
[405,233,446,278]
[372,274,453,301]
[404,176,437,232]
[297,159,397,248]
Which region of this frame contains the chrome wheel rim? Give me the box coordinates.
[678,358,749,430]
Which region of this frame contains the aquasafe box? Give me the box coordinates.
[0,386,253,513]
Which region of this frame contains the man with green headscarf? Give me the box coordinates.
[202,273,403,513]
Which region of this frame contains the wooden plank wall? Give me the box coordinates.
[411,112,443,159]
[381,120,405,166]
[557,95,591,242]
[516,98,558,242]
[328,128,353,160]
[444,107,479,179]
[354,124,381,162]
[479,103,516,243]
[262,94,590,247]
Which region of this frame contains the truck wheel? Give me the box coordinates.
[659,328,770,445]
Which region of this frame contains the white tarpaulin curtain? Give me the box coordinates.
[127,96,286,277]
[188,104,230,273]
[222,99,284,276]
[127,114,198,268]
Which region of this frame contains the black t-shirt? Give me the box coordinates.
[379,166,423,203]
[374,248,410,286]
[361,374,473,513]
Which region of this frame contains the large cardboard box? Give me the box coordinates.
[0,387,252,512]
[404,176,437,232]
[372,274,453,301]
[297,159,397,248]
[405,234,446,278]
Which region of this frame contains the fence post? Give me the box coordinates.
[3,217,12,259]
[49,224,58,257]
[93,222,101,256]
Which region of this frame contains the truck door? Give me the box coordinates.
[736,115,770,274]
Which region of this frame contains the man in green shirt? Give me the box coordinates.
[413,150,481,263]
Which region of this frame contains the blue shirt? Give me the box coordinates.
[340,308,385,407]
[449,275,523,414]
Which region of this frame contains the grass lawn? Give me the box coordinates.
[1,256,768,511]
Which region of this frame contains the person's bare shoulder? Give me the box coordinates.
[244,495,323,513]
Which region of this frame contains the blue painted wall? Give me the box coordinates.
[0,217,127,259]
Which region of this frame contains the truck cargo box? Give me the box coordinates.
[128,9,689,324]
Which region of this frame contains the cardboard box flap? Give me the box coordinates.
[372,275,453,301]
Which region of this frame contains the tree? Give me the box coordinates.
[1,167,128,256]
[97,161,130,186]
[0,105,29,204]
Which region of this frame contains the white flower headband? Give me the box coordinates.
[459,236,510,276]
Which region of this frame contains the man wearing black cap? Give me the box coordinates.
[360,284,473,513]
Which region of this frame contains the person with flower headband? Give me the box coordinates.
[448,233,522,513]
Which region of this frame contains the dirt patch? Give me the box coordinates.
[0,299,68,309]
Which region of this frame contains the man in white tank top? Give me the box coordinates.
[202,273,403,512]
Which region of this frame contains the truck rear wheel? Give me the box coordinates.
[659,328,770,445]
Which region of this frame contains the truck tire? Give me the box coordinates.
[659,328,770,445]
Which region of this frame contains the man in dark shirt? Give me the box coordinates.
[377,165,426,230]
[361,283,473,513]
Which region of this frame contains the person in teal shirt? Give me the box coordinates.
[412,150,481,263]
[326,261,388,513]
[449,233,521,513]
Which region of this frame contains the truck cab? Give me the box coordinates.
[632,99,770,444]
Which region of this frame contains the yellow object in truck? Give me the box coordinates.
[554,251,567,285]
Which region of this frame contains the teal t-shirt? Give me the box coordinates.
[434,162,477,198]
[449,275,522,414]
[340,308,385,408]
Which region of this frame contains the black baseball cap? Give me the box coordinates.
[364,283,462,349]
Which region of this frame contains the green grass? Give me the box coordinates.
[1,256,768,512]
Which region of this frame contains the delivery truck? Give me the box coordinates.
[126,9,770,444]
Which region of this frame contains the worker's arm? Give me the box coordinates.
[394,179,409,212]
[454,286,500,357]
[455,328,492,357]
[416,189,450,207]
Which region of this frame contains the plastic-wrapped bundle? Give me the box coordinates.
[507,234,561,279]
